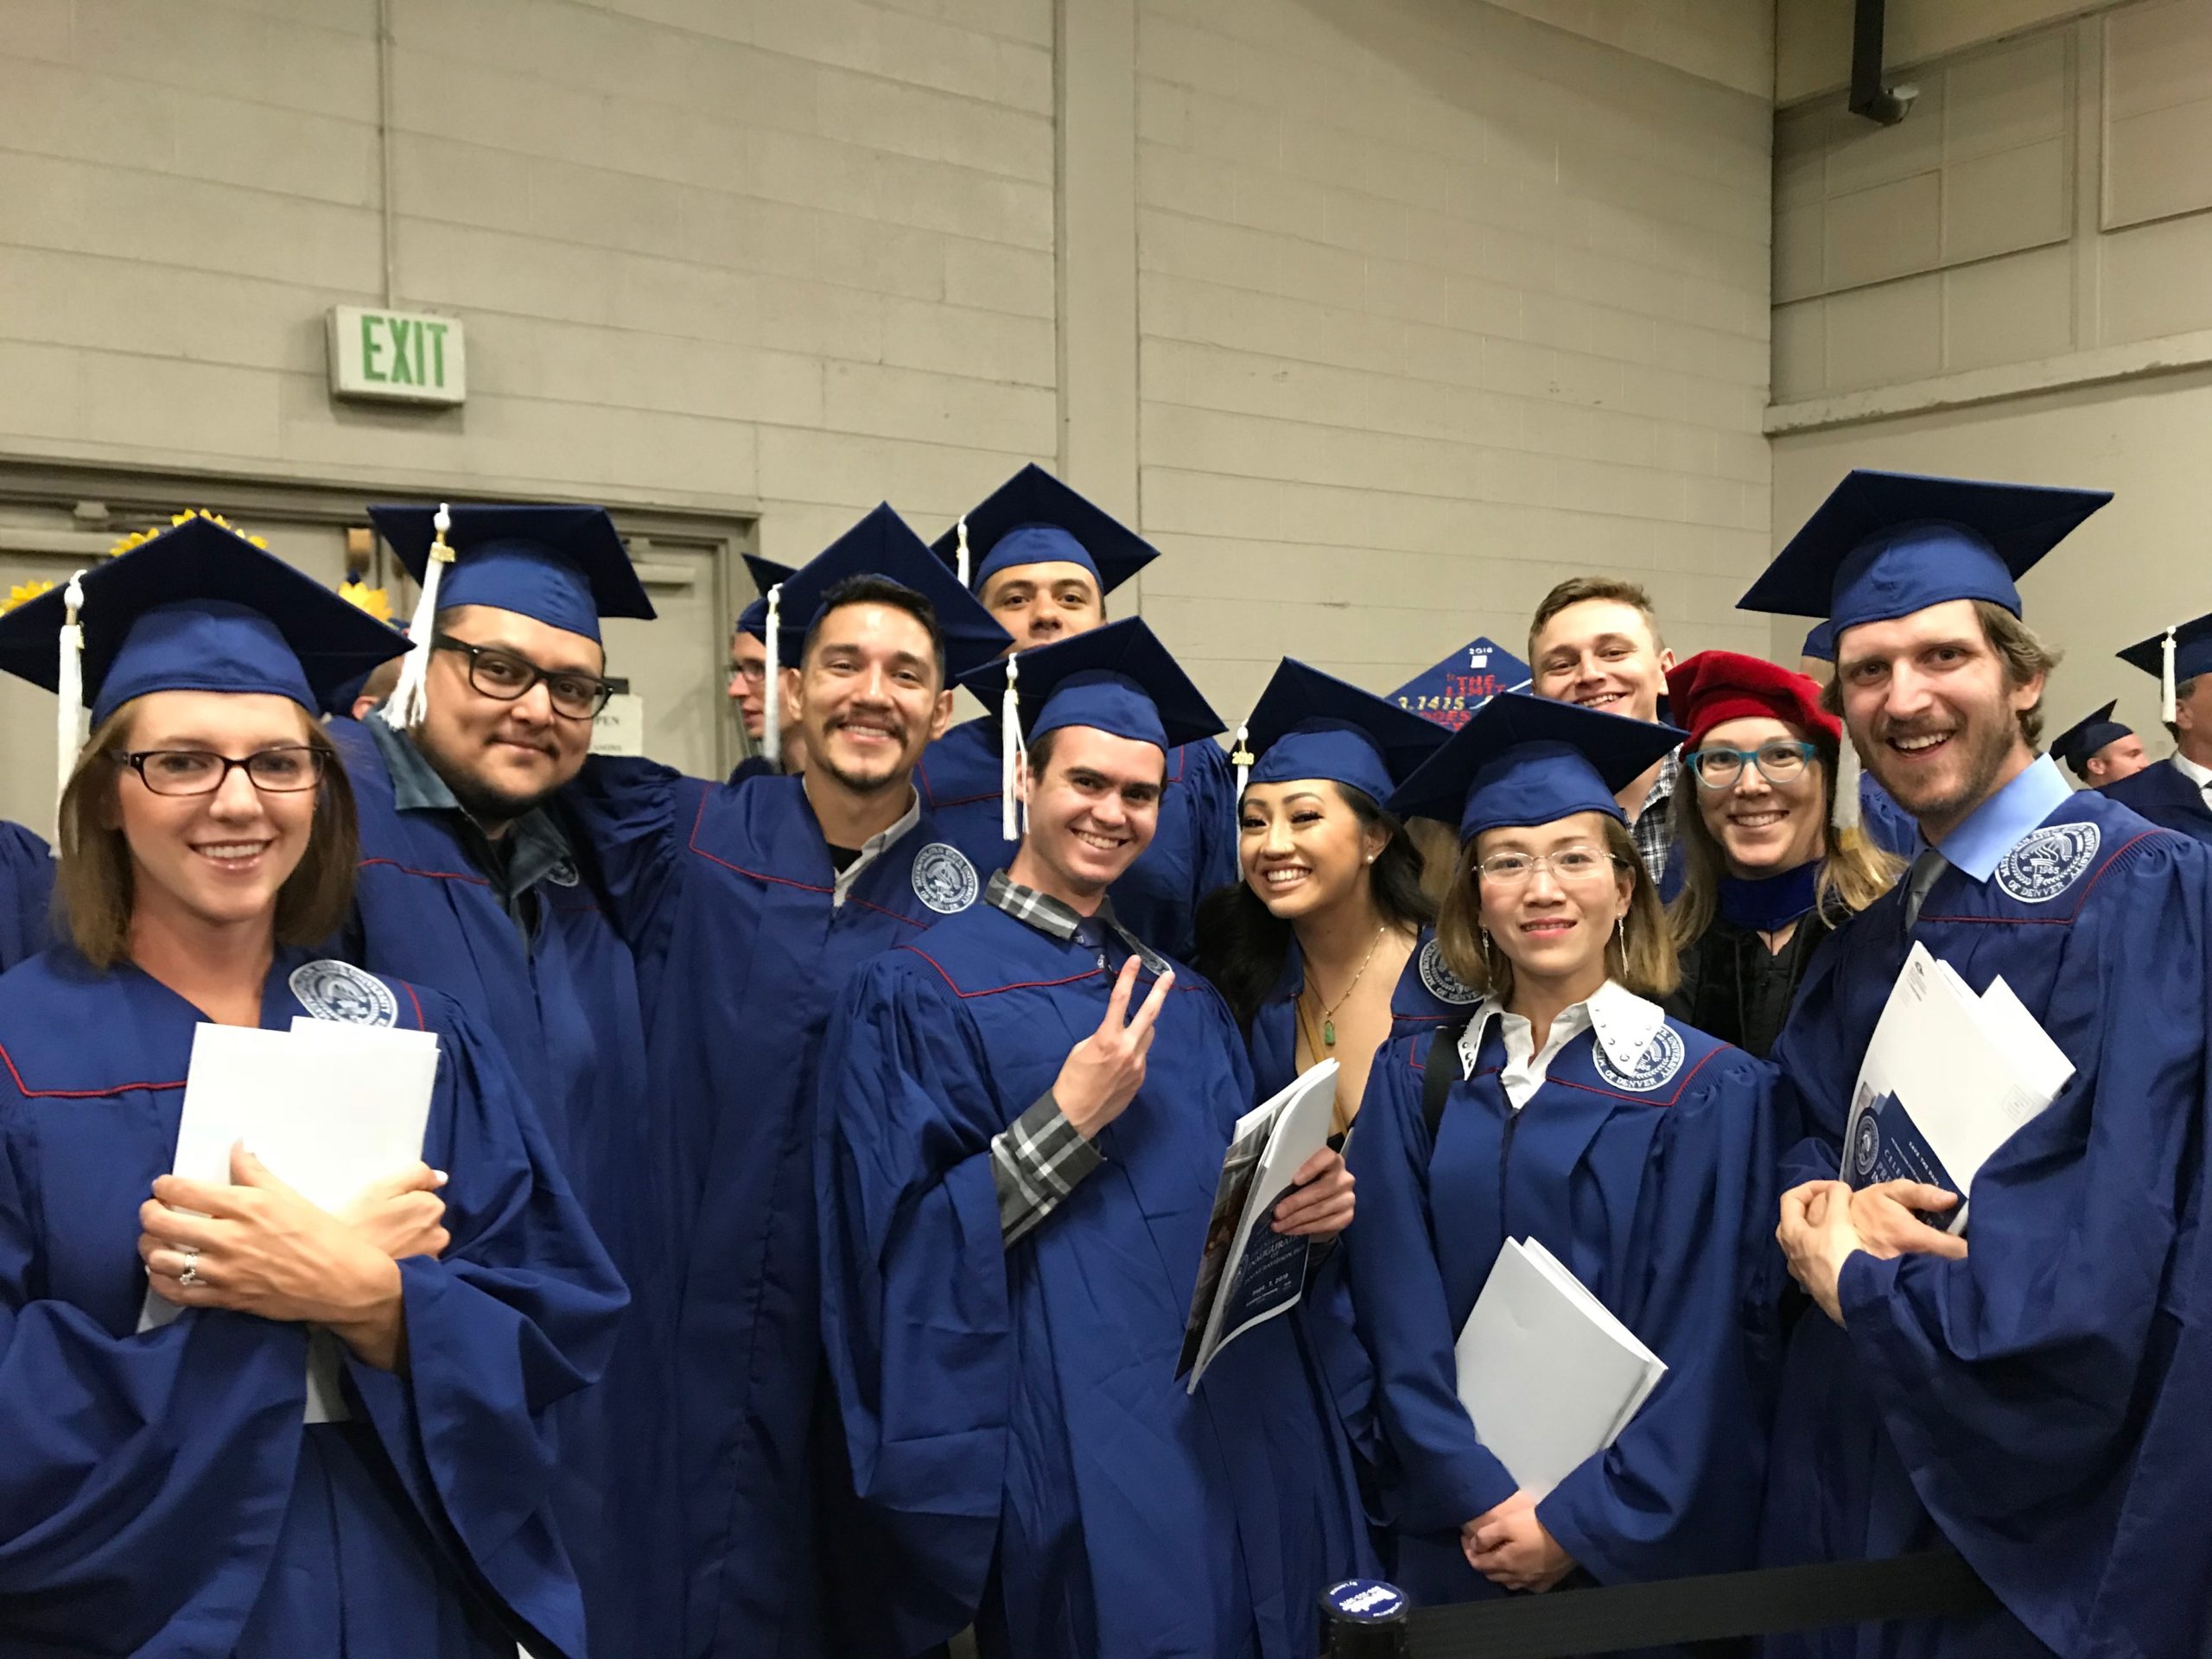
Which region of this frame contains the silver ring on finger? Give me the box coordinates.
[178,1246,200,1288]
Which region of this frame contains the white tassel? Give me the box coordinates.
[1230,722,1252,799]
[53,569,86,849]
[761,582,785,771]
[956,517,971,589]
[1834,728,1864,832]
[380,501,454,732]
[1000,652,1024,842]
[2162,627,2178,725]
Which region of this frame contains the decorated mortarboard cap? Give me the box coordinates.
[931,463,1159,597]
[2048,699,2135,779]
[1739,470,2111,636]
[0,511,410,830]
[1233,658,1446,805]
[2116,611,2212,726]
[1387,690,1686,844]
[734,555,796,643]
[957,618,1224,841]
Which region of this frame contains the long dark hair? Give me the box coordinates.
[1194,780,1435,1034]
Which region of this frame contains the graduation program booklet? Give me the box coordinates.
[1177,1059,1339,1392]
[140,1019,442,1421]
[1840,942,2073,1234]
[1455,1236,1666,1497]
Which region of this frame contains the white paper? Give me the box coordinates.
[1179,1060,1340,1392]
[1453,1237,1667,1497]
[1840,943,2074,1234]
[141,1019,442,1421]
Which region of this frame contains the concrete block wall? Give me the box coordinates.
[1128,0,1776,720]
[0,0,1059,565]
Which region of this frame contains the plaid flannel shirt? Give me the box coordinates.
[1630,749,1680,890]
[983,870,1169,1245]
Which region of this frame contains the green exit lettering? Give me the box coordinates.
[358,314,451,388]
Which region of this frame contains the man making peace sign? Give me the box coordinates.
[815,619,1363,1659]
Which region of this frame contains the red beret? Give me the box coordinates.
[1665,650,1840,751]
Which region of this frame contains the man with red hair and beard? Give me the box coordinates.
[1739,470,2212,1659]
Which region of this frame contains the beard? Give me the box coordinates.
[413,724,566,827]
[810,711,913,795]
[1860,703,2019,828]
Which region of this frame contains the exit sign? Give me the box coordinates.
[327,306,466,405]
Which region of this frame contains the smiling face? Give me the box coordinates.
[1239,779,1385,922]
[413,604,602,825]
[1474,810,1631,998]
[1530,599,1675,721]
[1690,715,1827,879]
[1834,600,2042,842]
[109,690,322,937]
[980,561,1104,652]
[1013,726,1165,904]
[791,600,952,795]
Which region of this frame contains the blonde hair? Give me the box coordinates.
[1435,815,1678,1002]
[54,700,359,969]
[1666,731,1904,949]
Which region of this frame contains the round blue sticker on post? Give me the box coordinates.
[1321,1579,1408,1623]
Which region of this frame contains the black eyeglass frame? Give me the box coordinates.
[112,746,328,796]
[431,633,616,721]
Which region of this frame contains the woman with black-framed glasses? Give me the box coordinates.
[1663,652,1903,1058]
[0,513,626,1658]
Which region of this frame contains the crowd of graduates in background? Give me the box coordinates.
[0,461,2206,1659]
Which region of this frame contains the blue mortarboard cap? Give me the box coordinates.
[772,504,1012,680]
[1801,621,1835,663]
[370,503,656,643]
[1236,658,1447,805]
[931,464,1159,596]
[958,618,1223,751]
[1740,470,2111,636]
[0,514,409,726]
[2047,699,2134,777]
[2118,612,2212,687]
[1388,691,1686,844]
[734,555,796,642]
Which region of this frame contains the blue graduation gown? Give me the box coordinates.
[2097,754,2212,846]
[563,760,984,1659]
[0,946,626,1657]
[1762,788,2212,1659]
[1344,1007,1777,1605]
[916,713,1238,957]
[327,716,664,1657]
[1858,772,1919,857]
[0,821,53,972]
[817,900,1369,1659]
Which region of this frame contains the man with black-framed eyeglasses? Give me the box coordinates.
[320,500,673,1659]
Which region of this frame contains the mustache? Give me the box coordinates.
[829,711,906,741]
[1872,714,1957,741]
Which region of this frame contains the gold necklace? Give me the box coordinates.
[1302,924,1388,1049]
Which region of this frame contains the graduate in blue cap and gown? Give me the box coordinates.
[2098,613,2212,842]
[0,819,54,971]
[918,464,1237,958]
[0,512,626,1656]
[1801,620,1919,855]
[332,501,664,1656]
[1742,470,2212,1659]
[1343,691,1779,1605]
[560,503,1011,1659]
[817,616,1366,1659]
[2048,699,2146,789]
[728,552,799,785]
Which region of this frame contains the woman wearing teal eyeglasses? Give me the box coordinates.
[1662,652,1901,1058]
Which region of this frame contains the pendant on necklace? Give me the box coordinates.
[1322,1020,1337,1046]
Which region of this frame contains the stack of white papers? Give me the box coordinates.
[1840,942,2074,1234]
[143,1018,442,1420]
[1454,1237,1667,1497]
[1177,1060,1339,1392]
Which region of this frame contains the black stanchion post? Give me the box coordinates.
[1319,1579,1413,1657]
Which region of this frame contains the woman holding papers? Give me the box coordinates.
[1344,692,1778,1605]
[1662,652,1902,1058]
[1196,658,1467,1126]
[0,514,626,1658]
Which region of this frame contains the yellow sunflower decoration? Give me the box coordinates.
[339,579,395,622]
[0,580,54,616]
[106,507,270,558]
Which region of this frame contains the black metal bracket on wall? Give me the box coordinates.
[1851,0,1919,125]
